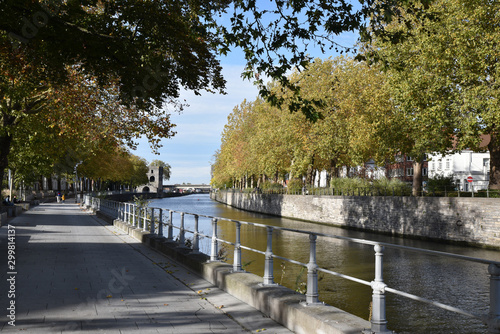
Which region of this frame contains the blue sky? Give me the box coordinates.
[133,26,359,185]
[133,62,260,185]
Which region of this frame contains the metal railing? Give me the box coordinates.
[83,194,500,333]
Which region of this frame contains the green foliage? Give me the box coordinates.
[363,0,500,189]
[294,267,307,294]
[287,179,304,193]
[476,190,500,198]
[129,156,149,188]
[132,195,150,208]
[260,181,284,192]
[426,175,457,194]
[330,177,369,192]
[328,177,410,196]
[211,57,393,188]
[372,177,410,195]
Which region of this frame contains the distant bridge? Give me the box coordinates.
[163,184,211,193]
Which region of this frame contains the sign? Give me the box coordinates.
[467,176,473,183]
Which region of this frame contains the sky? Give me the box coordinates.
[133,63,260,185]
[133,23,359,185]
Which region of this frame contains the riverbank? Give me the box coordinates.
[212,190,500,249]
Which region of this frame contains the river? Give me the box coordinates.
[149,193,499,334]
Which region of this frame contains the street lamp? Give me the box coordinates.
[74,161,83,203]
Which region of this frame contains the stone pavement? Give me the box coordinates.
[0,203,293,333]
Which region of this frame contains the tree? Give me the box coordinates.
[0,0,401,193]
[4,62,176,188]
[0,0,225,192]
[212,56,394,188]
[288,57,393,182]
[363,0,500,190]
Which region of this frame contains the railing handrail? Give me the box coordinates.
[82,194,500,333]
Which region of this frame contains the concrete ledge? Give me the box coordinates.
[113,218,371,334]
[96,211,115,224]
[113,219,152,243]
[15,203,30,211]
[2,205,23,217]
[0,213,7,227]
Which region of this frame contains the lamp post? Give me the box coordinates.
[74,161,83,203]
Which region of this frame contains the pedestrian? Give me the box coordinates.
[56,192,61,203]
[61,193,65,203]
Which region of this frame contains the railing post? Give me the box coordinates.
[142,207,148,232]
[179,212,186,247]
[150,208,155,234]
[137,206,141,228]
[233,222,243,272]
[305,234,320,305]
[487,264,500,333]
[167,210,174,241]
[126,203,130,223]
[132,205,136,227]
[370,244,391,334]
[158,209,163,237]
[210,218,218,261]
[263,226,275,285]
[192,215,200,253]
[119,203,124,221]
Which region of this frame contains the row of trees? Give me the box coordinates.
[213,57,390,187]
[212,57,394,190]
[0,0,372,198]
[213,0,500,193]
[1,1,498,198]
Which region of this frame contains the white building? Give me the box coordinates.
[428,149,490,191]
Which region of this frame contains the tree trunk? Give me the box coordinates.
[326,163,332,188]
[0,134,13,204]
[412,159,423,196]
[488,133,500,190]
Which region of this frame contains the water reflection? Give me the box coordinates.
[150,194,498,334]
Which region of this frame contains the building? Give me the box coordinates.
[427,135,490,191]
[136,166,164,194]
[385,154,428,184]
[428,150,490,191]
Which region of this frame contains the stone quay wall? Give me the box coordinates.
[212,191,500,249]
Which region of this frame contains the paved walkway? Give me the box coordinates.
[0,203,293,333]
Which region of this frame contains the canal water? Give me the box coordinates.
[150,193,499,334]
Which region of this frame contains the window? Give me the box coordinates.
[484,158,490,167]
[395,155,404,162]
[445,159,451,170]
[422,168,428,176]
[391,168,404,177]
[407,168,414,176]
[438,161,442,170]
[407,156,414,161]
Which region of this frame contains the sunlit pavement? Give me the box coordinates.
[0,203,292,333]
